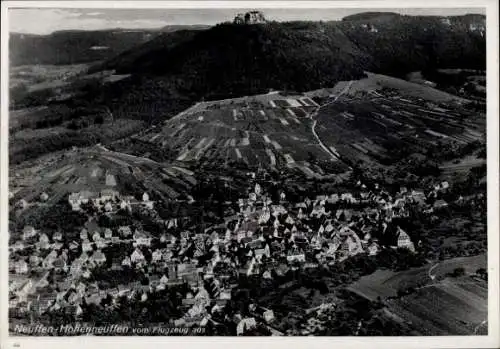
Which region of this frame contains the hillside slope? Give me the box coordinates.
[87,14,485,121]
[90,29,201,73]
[104,22,369,96]
[82,21,370,122]
[9,25,210,66]
[338,14,485,76]
[9,13,486,163]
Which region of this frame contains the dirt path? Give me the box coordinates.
[310,80,353,162]
[474,319,487,334]
[428,262,439,280]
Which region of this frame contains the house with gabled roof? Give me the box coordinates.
[286,245,305,263]
[67,290,83,305]
[53,257,67,271]
[22,225,37,240]
[104,228,113,239]
[85,292,103,305]
[95,239,108,249]
[104,202,113,212]
[14,260,28,274]
[80,229,88,241]
[69,259,84,276]
[12,240,25,252]
[99,189,119,202]
[91,231,102,242]
[254,244,270,262]
[42,251,57,269]
[239,257,259,277]
[343,234,362,254]
[311,204,327,217]
[82,241,93,253]
[52,231,63,242]
[396,227,415,252]
[122,256,132,267]
[36,234,50,250]
[29,255,41,267]
[433,199,448,210]
[133,230,151,247]
[118,226,132,237]
[152,249,163,263]
[130,249,145,264]
[367,242,380,256]
[90,250,107,266]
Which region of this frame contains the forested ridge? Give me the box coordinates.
[9,12,486,163]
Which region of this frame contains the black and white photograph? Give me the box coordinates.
[1,1,499,345]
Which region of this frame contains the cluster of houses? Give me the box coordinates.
[14,191,50,211]
[68,190,154,212]
[9,175,460,334]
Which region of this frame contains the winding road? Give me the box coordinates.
[310,81,354,161]
[94,144,159,165]
[473,319,488,334]
[428,262,439,281]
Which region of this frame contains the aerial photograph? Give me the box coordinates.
[7,6,488,337]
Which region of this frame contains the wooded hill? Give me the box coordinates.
[84,13,485,122]
[9,13,486,162]
[9,25,210,66]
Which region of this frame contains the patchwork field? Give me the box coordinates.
[104,73,485,185]
[348,254,486,300]
[386,277,487,335]
[314,80,485,171]
[440,155,486,177]
[130,91,348,177]
[9,64,90,92]
[348,254,487,335]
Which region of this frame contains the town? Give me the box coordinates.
[9,167,476,336]
[7,7,490,339]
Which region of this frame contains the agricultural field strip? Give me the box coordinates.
[235,148,242,159]
[315,93,483,168]
[388,280,487,335]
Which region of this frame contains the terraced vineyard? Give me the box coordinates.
[314,79,485,171]
[108,73,485,185]
[128,92,351,179]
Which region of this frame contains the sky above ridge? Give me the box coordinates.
[9,7,486,35]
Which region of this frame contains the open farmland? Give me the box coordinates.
[314,77,485,173]
[347,254,487,335]
[9,105,72,132]
[9,64,90,92]
[386,276,487,335]
[440,155,486,177]
[348,254,486,300]
[108,72,485,184]
[123,91,349,178]
[344,72,468,103]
